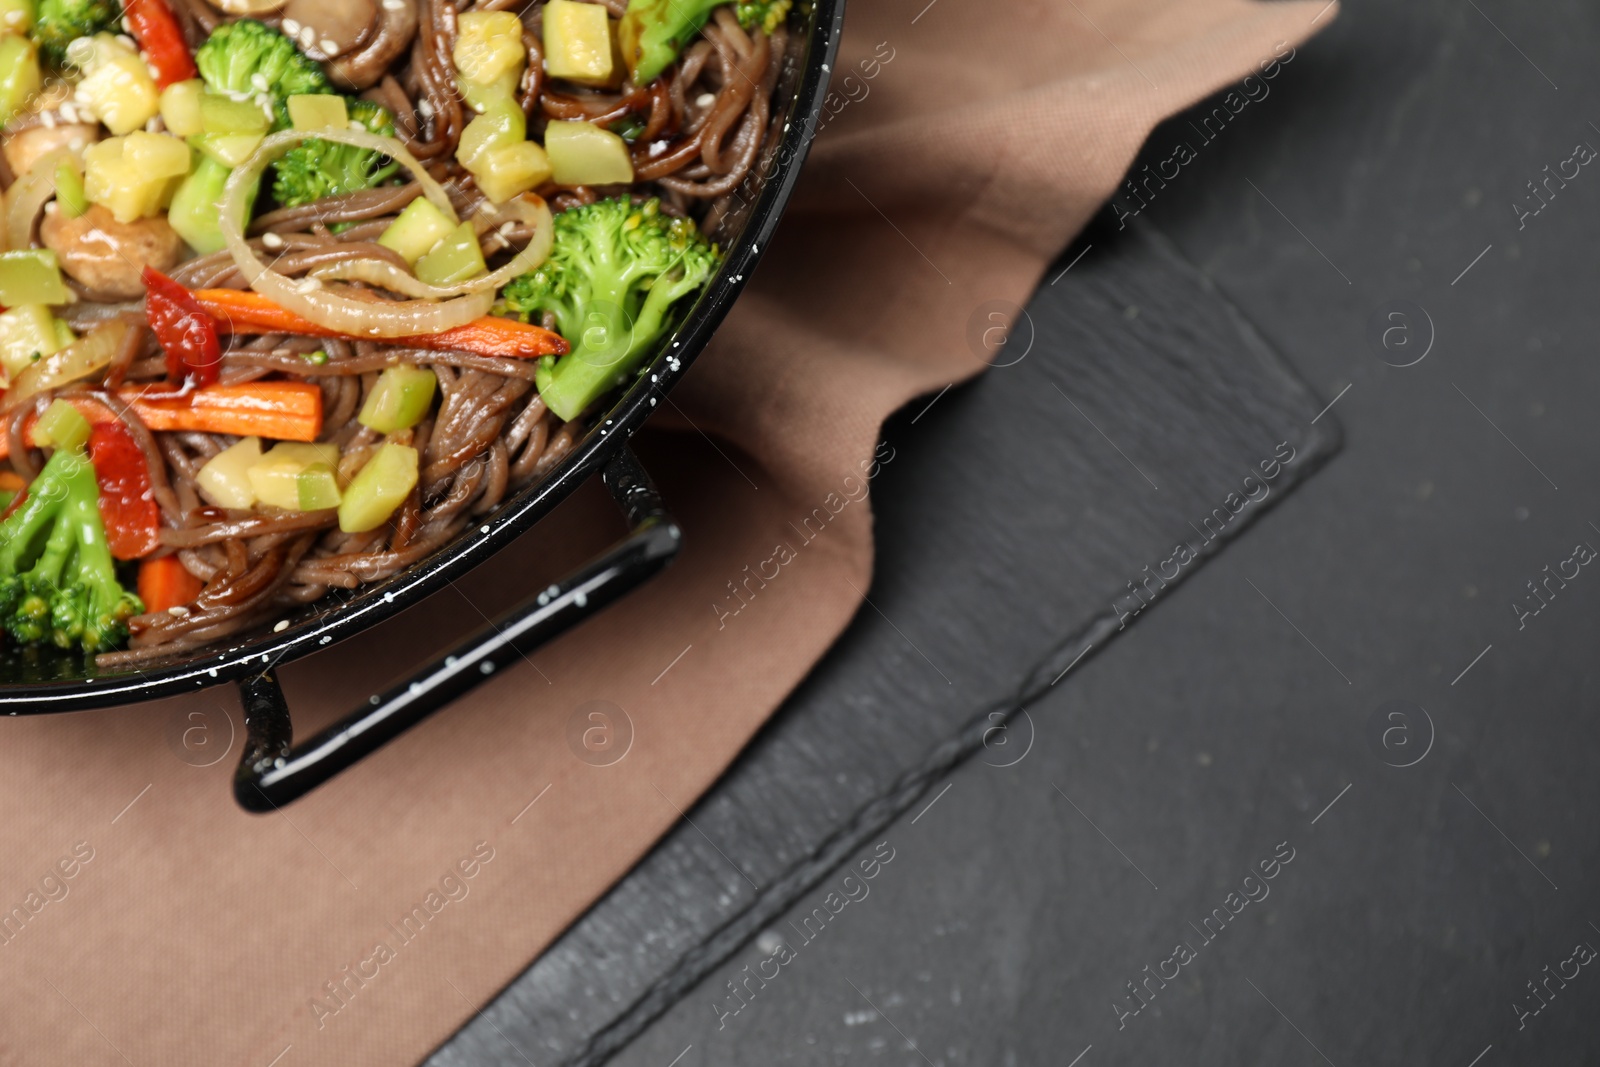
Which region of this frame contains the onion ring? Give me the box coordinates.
[221,129,499,338]
[308,192,554,298]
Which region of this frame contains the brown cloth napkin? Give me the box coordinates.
[0,2,1334,1062]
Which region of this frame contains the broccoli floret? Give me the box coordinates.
[619,0,790,84]
[501,196,721,421]
[195,19,331,126]
[32,0,120,66]
[0,447,142,653]
[734,0,791,35]
[270,99,398,210]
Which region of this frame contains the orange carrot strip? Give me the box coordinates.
[138,555,204,612]
[191,288,570,359]
[120,381,322,440]
[0,382,322,460]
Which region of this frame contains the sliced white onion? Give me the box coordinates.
[221,129,503,339]
[3,319,131,412]
[6,149,72,251]
[309,192,554,300]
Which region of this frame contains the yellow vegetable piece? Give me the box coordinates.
[159,79,205,139]
[454,11,525,85]
[84,133,190,223]
[73,35,159,136]
[196,436,262,510]
[338,442,419,533]
[0,0,35,36]
[263,441,340,469]
[287,93,348,132]
[474,140,551,204]
[543,120,633,186]
[0,35,39,126]
[543,0,617,87]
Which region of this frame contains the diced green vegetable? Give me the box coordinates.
[297,463,341,510]
[0,251,72,306]
[189,132,266,168]
[196,436,261,509]
[0,305,67,383]
[33,399,90,452]
[159,79,206,138]
[544,120,634,186]
[53,157,87,218]
[358,366,436,434]
[414,222,487,286]
[456,96,524,172]
[0,0,35,35]
[337,442,418,533]
[0,490,15,513]
[377,196,454,265]
[170,155,259,255]
[287,93,347,131]
[200,91,271,136]
[266,441,339,468]
[53,318,74,349]
[543,0,617,87]
[0,35,39,127]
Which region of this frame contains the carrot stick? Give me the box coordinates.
[191,289,570,359]
[0,382,322,460]
[138,555,204,612]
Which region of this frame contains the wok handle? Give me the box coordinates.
[232,445,681,813]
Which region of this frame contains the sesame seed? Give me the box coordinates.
[297,277,323,292]
[40,111,55,128]
[59,102,76,123]
[320,38,339,55]
[167,606,190,617]
[251,72,269,92]
[696,92,716,108]
[281,17,300,34]
[273,619,289,632]
[262,232,284,249]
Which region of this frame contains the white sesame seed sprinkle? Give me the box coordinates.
[262,232,284,248]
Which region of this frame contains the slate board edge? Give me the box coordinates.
[426,216,1345,1067]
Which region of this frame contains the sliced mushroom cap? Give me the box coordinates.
[206,0,290,15]
[282,0,377,61]
[40,204,184,301]
[326,0,418,90]
[2,123,99,178]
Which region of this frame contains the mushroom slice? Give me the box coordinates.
[3,123,99,178]
[282,0,378,61]
[40,204,184,301]
[326,0,418,90]
[207,0,290,15]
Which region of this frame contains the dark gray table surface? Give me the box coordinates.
[442,0,1600,1063]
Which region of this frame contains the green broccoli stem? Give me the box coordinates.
[534,267,687,421]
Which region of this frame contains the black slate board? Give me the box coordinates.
[425,210,1341,1066]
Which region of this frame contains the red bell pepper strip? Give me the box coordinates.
[86,421,161,560]
[123,0,197,88]
[144,267,222,389]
